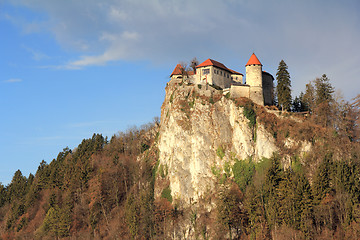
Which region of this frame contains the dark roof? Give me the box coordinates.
[262,71,274,80]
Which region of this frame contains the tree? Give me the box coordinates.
[190,57,199,73]
[38,205,70,238]
[303,81,316,113]
[218,183,247,239]
[276,60,292,111]
[351,94,360,141]
[312,154,332,204]
[0,183,6,207]
[179,61,189,79]
[7,170,27,201]
[291,92,308,112]
[315,74,334,105]
[264,155,283,229]
[314,74,334,127]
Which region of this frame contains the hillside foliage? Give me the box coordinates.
[0,79,359,239]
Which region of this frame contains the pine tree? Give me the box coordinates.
[312,154,332,204]
[303,81,316,113]
[264,155,283,229]
[7,170,27,201]
[314,74,334,127]
[0,183,6,207]
[315,74,334,105]
[218,183,246,239]
[276,60,292,111]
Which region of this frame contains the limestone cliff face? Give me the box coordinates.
[156,83,308,205]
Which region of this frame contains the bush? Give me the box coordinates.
[225,92,231,99]
[217,146,225,159]
[209,97,215,104]
[243,102,256,128]
[161,186,172,203]
[232,158,255,192]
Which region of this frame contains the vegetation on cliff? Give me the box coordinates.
[0,73,359,239]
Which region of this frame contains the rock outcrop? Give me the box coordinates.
[156,82,310,205]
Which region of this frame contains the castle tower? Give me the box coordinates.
[246,53,264,106]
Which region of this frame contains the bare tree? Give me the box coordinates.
[190,57,199,74]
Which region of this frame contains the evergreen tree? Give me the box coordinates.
[315,74,334,105]
[303,81,316,113]
[218,183,247,239]
[264,155,283,229]
[276,60,292,111]
[39,205,70,238]
[292,96,302,112]
[312,155,332,204]
[292,92,307,112]
[7,170,27,202]
[314,74,334,127]
[0,183,6,207]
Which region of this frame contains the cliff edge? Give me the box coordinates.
[155,82,311,206]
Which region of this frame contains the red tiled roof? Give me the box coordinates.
[246,53,262,66]
[170,64,184,76]
[196,59,229,71]
[171,64,196,76]
[196,59,243,75]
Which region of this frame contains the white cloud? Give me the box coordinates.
[3,78,22,83]
[5,0,360,98]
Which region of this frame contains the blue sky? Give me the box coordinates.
[1,0,359,185]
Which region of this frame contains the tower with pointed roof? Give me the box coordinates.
[169,53,274,106]
[245,53,264,105]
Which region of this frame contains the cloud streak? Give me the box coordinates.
[3,78,22,83]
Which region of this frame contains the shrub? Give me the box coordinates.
[243,102,256,128]
[232,158,255,191]
[189,99,195,108]
[211,165,221,178]
[225,92,231,99]
[217,146,225,159]
[170,90,176,103]
[209,97,215,104]
[161,186,172,203]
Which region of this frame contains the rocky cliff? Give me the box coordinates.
[156,82,310,206]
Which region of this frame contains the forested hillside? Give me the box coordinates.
[0,77,359,239]
[0,120,160,239]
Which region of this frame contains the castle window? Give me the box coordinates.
[202,68,210,75]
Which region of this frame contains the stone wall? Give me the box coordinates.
[230,84,249,98]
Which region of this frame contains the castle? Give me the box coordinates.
[170,53,274,106]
